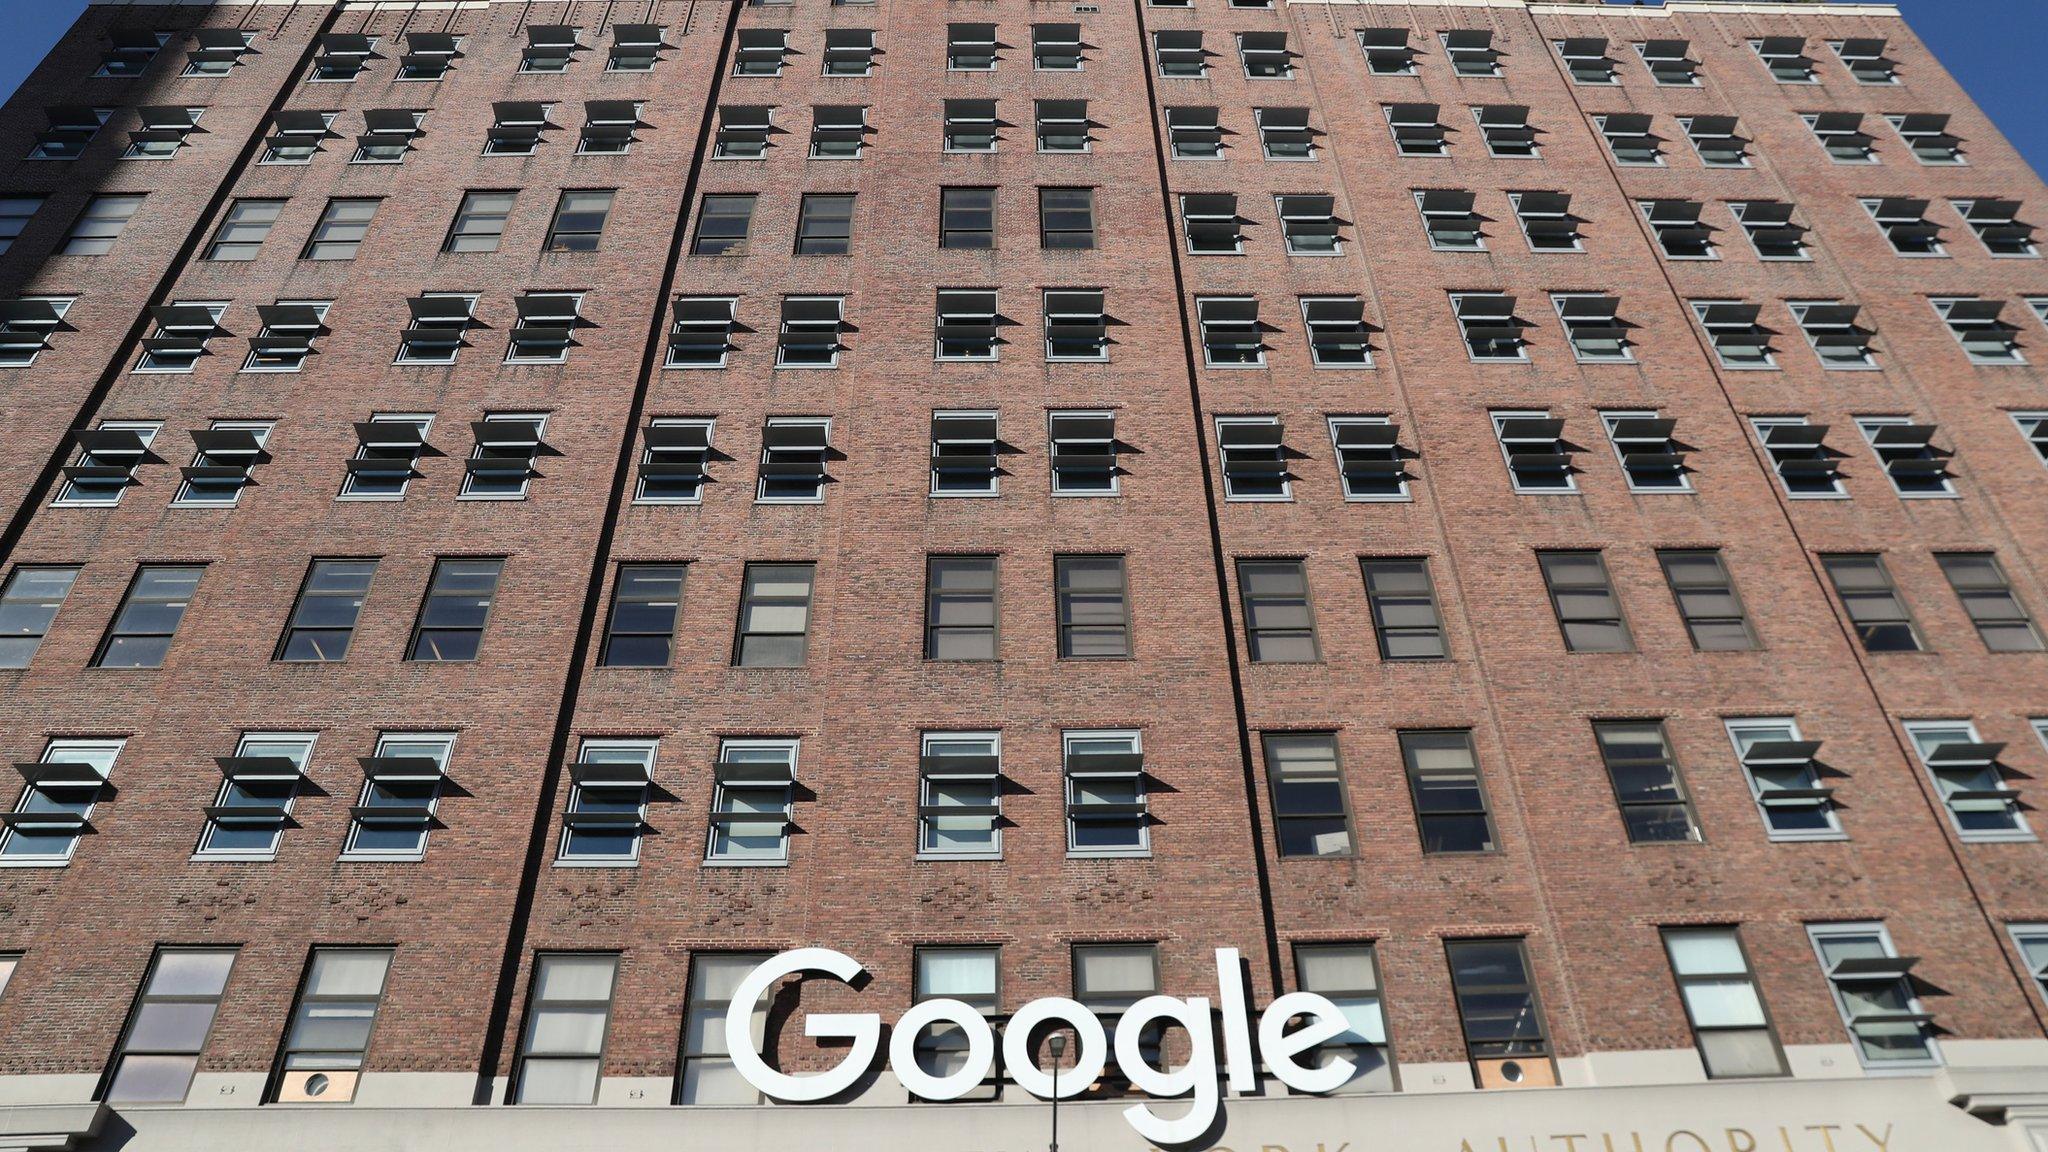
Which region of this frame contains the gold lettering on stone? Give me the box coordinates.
[1667,1133,1712,1152]
[1855,1124,1891,1151]
[1726,1128,1758,1152]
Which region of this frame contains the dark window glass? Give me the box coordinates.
[1265,732,1352,857]
[1039,187,1095,250]
[941,187,995,250]
[1537,551,1633,653]
[1657,550,1757,651]
[1445,939,1550,1065]
[0,566,79,668]
[277,559,376,662]
[925,556,998,661]
[692,194,756,256]
[795,193,854,255]
[1400,730,1495,853]
[1361,558,1446,660]
[95,565,204,668]
[1593,721,1699,843]
[406,558,504,662]
[600,564,685,667]
[1238,560,1317,663]
[1936,553,2044,653]
[734,563,813,667]
[1820,555,1923,652]
[445,191,515,253]
[544,190,614,252]
[1055,555,1129,658]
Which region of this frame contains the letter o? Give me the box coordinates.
[1002,997,1107,1099]
[890,999,994,1101]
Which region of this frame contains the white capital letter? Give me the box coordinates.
[889,998,994,1101]
[1116,995,1219,1146]
[1257,992,1354,1094]
[1002,997,1107,1099]
[725,948,879,1103]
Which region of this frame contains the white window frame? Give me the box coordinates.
[1636,40,1700,87]
[1555,38,1617,86]
[2007,922,2048,1002]
[1453,293,1529,363]
[1596,114,1663,167]
[135,301,226,374]
[0,296,75,368]
[1195,296,1266,368]
[1642,199,1717,261]
[504,292,584,365]
[1552,293,1631,363]
[1492,409,1574,495]
[1829,38,1898,85]
[934,290,1000,363]
[1806,922,1941,1071]
[1863,197,1946,257]
[1300,296,1374,368]
[756,417,831,504]
[1902,720,2031,842]
[1694,300,1775,369]
[2011,411,2048,468]
[172,419,274,508]
[340,732,452,862]
[1932,296,2025,365]
[54,420,160,507]
[1474,106,1538,160]
[459,412,547,501]
[1048,410,1118,498]
[1254,107,1315,162]
[1888,113,1965,166]
[557,739,655,866]
[1731,201,1810,262]
[195,732,313,861]
[1789,300,1878,371]
[1510,192,1581,253]
[0,738,123,867]
[1215,415,1290,502]
[1043,289,1108,363]
[261,111,336,165]
[1750,37,1817,85]
[1750,416,1845,500]
[775,296,844,369]
[930,409,1000,498]
[242,300,331,373]
[918,731,1002,860]
[311,34,378,82]
[1328,415,1408,503]
[395,292,479,365]
[707,738,797,866]
[1602,410,1691,494]
[1679,115,1749,169]
[340,413,432,501]
[634,417,714,505]
[30,108,113,161]
[1855,415,1955,499]
[1416,190,1483,253]
[1725,718,1843,841]
[1951,198,2039,258]
[1063,729,1147,858]
[122,107,204,161]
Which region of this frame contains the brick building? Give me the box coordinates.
[0,0,2044,1149]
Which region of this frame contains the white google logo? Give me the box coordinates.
[725,948,1357,1145]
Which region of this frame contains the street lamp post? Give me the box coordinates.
[1047,1033,1068,1152]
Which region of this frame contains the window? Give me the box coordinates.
[935,291,1000,361]
[1048,411,1118,496]
[1036,100,1090,153]
[277,559,376,662]
[1492,411,1573,493]
[1238,32,1292,79]
[1933,297,2024,364]
[943,100,998,153]
[406,558,504,661]
[948,23,997,71]
[1821,554,1923,651]
[1358,28,1416,75]
[0,953,13,999]
[173,421,272,506]
[1386,103,1447,157]
[1181,194,1242,255]
[1217,416,1289,499]
[514,954,617,1105]
[1361,558,1444,659]
[0,738,121,864]
[692,194,755,256]
[919,734,1001,857]
[1855,417,1952,497]
[925,556,998,659]
[1937,553,2043,652]
[1802,112,1876,165]
[1903,720,2029,838]
[0,295,71,368]
[1732,201,1808,260]
[1238,559,1317,662]
[1865,198,1944,256]
[608,24,663,71]
[1153,30,1206,78]
[794,193,854,256]
[1726,718,1838,839]
[1039,187,1094,249]
[577,101,640,155]
[1557,37,1616,85]
[755,418,830,502]
[930,412,999,496]
[1055,555,1129,658]
[1277,194,1341,255]
[1444,940,1550,1083]
[542,190,612,253]
[1511,192,1579,251]
[198,732,312,858]
[1265,733,1351,857]
[599,565,685,667]
[505,293,582,364]
[1538,551,1631,653]
[441,191,514,254]
[1809,924,1938,1068]
[1442,29,1499,75]
[1658,550,1756,651]
[560,741,655,863]
[713,106,771,159]
[1833,37,1897,83]
[344,733,452,858]
[397,293,479,364]
[272,948,392,1104]
[2012,925,2048,1001]
[1597,114,1661,165]
[940,188,995,251]
[1593,722,1698,843]
[1752,36,1815,83]
[1304,300,1375,369]
[776,297,845,367]
[243,300,329,373]
[636,418,714,501]
[1681,116,1748,167]
[56,422,158,506]
[1392,729,1490,848]
[461,414,548,498]
[1953,199,2037,257]
[1663,929,1785,1079]
[0,196,42,254]
[1553,295,1630,362]
[313,33,376,80]
[1034,23,1083,71]
[1695,302,1775,368]
[1294,945,1392,1092]
[820,29,875,78]
[98,29,169,77]
[678,953,771,1104]
[398,32,460,79]
[1198,298,1265,367]
[0,566,77,667]
[735,563,814,665]
[30,107,111,161]
[1453,294,1530,361]
[1064,731,1146,855]
[103,949,237,1104]
[1890,114,1963,165]
[61,194,143,255]
[1643,200,1714,260]
[1043,289,1108,362]
[2013,412,2048,467]
[734,28,788,76]
[341,414,431,500]
[136,301,225,373]
[810,105,867,158]
[301,197,377,261]
[1071,943,1162,1090]
[1603,412,1688,494]
[1417,190,1482,251]
[204,199,283,261]
[1784,301,1874,370]
[1165,107,1222,159]
[910,948,1000,1099]
[351,108,422,163]
[1256,107,1314,160]
[709,740,797,862]
[1475,106,1536,158]
[1640,38,1700,85]
[94,565,202,668]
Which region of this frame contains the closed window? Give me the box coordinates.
[1238,559,1317,662]
[1657,550,1755,651]
[0,566,78,668]
[198,732,312,858]
[95,565,203,668]
[1820,554,1923,652]
[61,194,144,256]
[273,948,393,1103]
[708,740,797,862]
[795,193,853,255]
[301,198,377,260]
[1936,553,2043,652]
[692,194,755,256]
[1055,555,1129,658]
[406,558,504,662]
[0,738,121,864]
[344,733,451,858]
[1808,924,1938,1068]
[1038,187,1094,249]
[734,563,813,667]
[103,949,237,1104]
[445,191,515,253]
[926,556,998,660]
[1662,928,1785,1079]
[206,198,284,261]
[1401,731,1495,854]
[1592,721,1698,843]
[1064,731,1146,855]
[1265,732,1351,857]
[678,953,771,1104]
[940,187,994,250]
[0,196,44,254]
[1444,940,1551,1082]
[1293,944,1392,1092]
[1537,551,1632,653]
[600,564,685,667]
[544,190,613,252]
[1361,558,1445,660]
[278,559,376,662]
[1074,944,1162,1085]
[514,954,617,1104]
[2008,925,2048,1002]
[919,733,1001,857]
[912,948,1000,1098]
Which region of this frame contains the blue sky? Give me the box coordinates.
[0,0,2041,178]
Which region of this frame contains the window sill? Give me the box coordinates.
[0,858,71,868]
[554,857,640,868]
[917,852,1002,862]
[1066,851,1152,860]
[1955,830,2038,844]
[337,852,426,863]
[702,858,788,868]
[190,852,277,863]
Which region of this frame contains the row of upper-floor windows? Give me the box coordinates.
[0,917,2009,1110]
[78,26,666,84]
